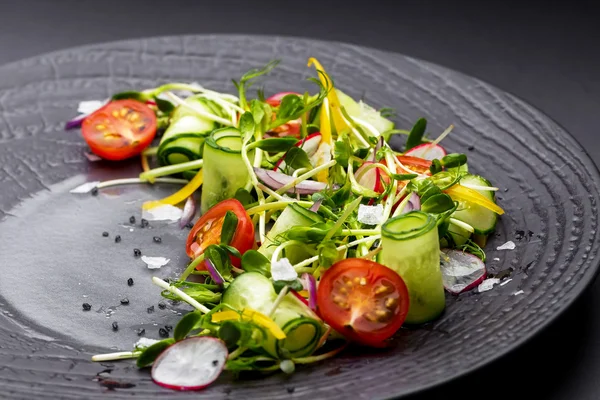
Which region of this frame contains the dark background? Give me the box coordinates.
[2,1,600,398]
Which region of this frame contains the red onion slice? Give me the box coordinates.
[151,337,227,391]
[302,273,317,311]
[440,249,487,294]
[309,199,323,212]
[204,259,224,285]
[399,192,421,214]
[179,196,197,229]
[254,167,329,195]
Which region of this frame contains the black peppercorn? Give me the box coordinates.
[112,321,118,331]
[133,248,141,257]
[147,305,155,313]
[159,328,169,338]
[136,328,145,336]
[153,236,162,243]
[127,278,134,286]
[91,187,99,196]
[114,235,121,243]
[82,303,92,311]
[158,302,166,309]
[120,298,129,305]
[129,216,136,224]
[165,325,173,332]
[140,219,149,228]
[102,232,109,237]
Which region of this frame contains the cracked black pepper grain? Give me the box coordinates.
[158,328,169,338]
[185,222,193,229]
[287,387,295,394]
[153,236,162,243]
[467,145,475,151]
[102,231,109,237]
[91,187,99,196]
[212,360,218,366]
[165,325,173,332]
[112,321,118,331]
[147,306,155,313]
[120,298,129,305]
[140,218,149,228]
[127,278,134,286]
[82,303,92,311]
[158,301,166,309]
[133,248,141,257]
[114,235,121,243]
[136,328,145,336]
[129,216,136,224]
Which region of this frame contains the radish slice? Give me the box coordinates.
[440,249,487,295]
[151,337,228,391]
[355,162,383,193]
[275,132,322,172]
[301,273,317,311]
[405,143,447,160]
[255,167,329,194]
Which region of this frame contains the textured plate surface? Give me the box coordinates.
[0,35,599,399]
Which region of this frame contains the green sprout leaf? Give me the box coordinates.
[441,153,467,168]
[111,90,150,102]
[421,193,455,214]
[284,147,312,171]
[153,97,175,114]
[234,188,255,206]
[241,250,271,277]
[333,139,352,168]
[174,311,202,341]
[273,279,304,294]
[252,137,299,152]
[405,118,427,150]
[390,173,418,181]
[220,211,239,246]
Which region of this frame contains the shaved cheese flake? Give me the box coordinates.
[478,278,500,293]
[142,204,183,222]
[271,258,298,282]
[134,338,159,349]
[77,100,105,114]
[70,181,100,194]
[496,241,516,251]
[142,256,170,269]
[357,204,384,225]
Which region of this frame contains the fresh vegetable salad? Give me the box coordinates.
[68,58,504,390]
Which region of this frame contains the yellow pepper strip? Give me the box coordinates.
[211,308,286,340]
[307,57,352,136]
[445,184,505,215]
[297,290,309,298]
[142,169,203,210]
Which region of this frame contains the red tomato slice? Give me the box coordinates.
[81,99,157,161]
[317,259,409,347]
[186,199,254,268]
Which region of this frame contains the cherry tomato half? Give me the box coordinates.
[317,258,409,347]
[81,99,157,161]
[186,199,254,267]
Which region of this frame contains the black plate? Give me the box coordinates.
[0,35,599,399]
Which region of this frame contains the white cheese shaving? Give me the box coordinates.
[70,181,100,194]
[493,257,500,261]
[134,337,159,349]
[141,256,170,269]
[513,290,524,296]
[142,204,183,222]
[478,278,500,293]
[77,100,105,115]
[357,204,384,225]
[271,258,298,282]
[496,241,516,251]
[500,278,513,286]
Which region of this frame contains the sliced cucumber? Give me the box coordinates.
[200,128,251,213]
[157,97,220,166]
[451,174,497,235]
[258,204,323,264]
[336,89,394,135]
[222,272,323,358]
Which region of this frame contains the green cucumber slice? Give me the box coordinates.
[452,174,497,235]
[336,89,394,135]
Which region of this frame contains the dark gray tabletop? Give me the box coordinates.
[2,1,599,398]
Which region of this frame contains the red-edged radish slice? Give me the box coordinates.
[274,132,322,171]
[440,249,487,295]
[151,337,228,391]
[397,192,421,215]
[255,167,330,194]
[355,162,384,193]
[405,143,447,160]
[266,92,301,107]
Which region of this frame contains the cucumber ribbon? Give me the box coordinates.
[211,309,286,340]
